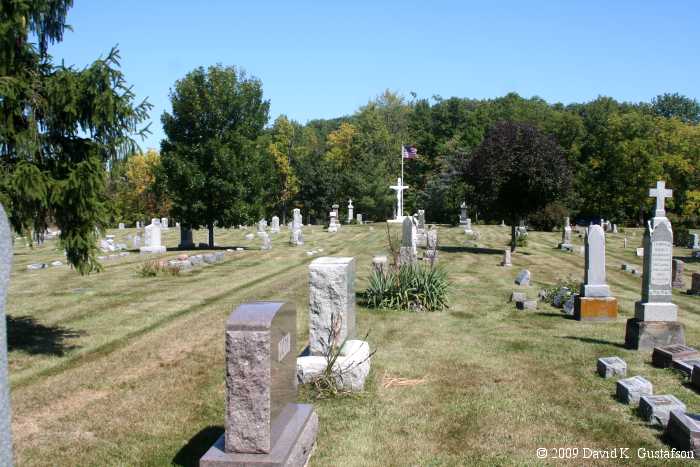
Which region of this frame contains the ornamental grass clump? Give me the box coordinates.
[366,263,449,312]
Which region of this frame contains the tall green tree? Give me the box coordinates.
[466,121,572,251]
[0,0,151,273]
[652,93,700,125]
[160,65,270,246]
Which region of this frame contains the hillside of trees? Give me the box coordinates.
[109,89,700,229]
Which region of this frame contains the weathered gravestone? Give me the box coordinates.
[558,216,573,250]
[308,257,356,356]
[651,344,700,369]
[597,356,627,378]
[347,199,353,223]
[574,224,618,321]
[200,302,318,466]
[399,217,417,265]
[328,211,339,233]
[689,233,700,250]
[672,259,685,289]
[289,209,304,246]
[616,375,653,405]
[139,219,166,254]
[356,213,363,225]
[258,219,268,233]
[178,226,195,249]
[0,205,14,466]
[271,216,280,234]
[258,231,272,251]
[639,395,686,427]
[118,222,125,230]
[501,249,512,267]
[689,273,700,296]
[424,225,438,265]
[415,210,427,247]
[666,411,700,457]
[625,182,684,350]
[161,217,169,229]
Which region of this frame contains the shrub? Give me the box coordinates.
[541,276,578,307]
[138,259,181,277]
[674,225,691,247]
[528,201,569,231]
[366,263,449,312]
[515,234,528,247]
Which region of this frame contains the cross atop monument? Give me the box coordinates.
[389,177,409,222]
[649,180,672,219]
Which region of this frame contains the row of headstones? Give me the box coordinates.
[598,346,700,457]
[119,218,171,230]
[200,256,368,465]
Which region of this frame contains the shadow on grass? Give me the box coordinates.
[534,312,573,320]
[560,335,627,349]
[169,246,247,252]
[7,315,85,356]
[674,255,700,263]
[172,426,223,466]
[438,246,503,255]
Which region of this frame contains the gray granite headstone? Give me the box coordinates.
[635,219,677,321]
[672,259,685,289]
[581,225,610,297]
[616,376,653,405]
[201,302,318,466]
[639,395,686,427]
[0,205,13,466]
[399,217,416,265]
[597,356,627,378]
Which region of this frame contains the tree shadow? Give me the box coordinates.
[534,312,573,320]
[172,425,224,466]
[674,255,700,263]
[438,246,503,255]
[559,335,627,349]
[169,246,248,252]
[7,315,85,356]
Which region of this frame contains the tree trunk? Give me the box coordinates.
[208,223,214,248]
[511,223,517,252]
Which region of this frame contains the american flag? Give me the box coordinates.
[402,145,418,159]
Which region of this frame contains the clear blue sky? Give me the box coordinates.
[50,1,700,150]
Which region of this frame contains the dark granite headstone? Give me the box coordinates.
[200,302,317,466]
[651,344,699,369]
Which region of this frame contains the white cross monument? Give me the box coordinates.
[389,177,409,223]
[649,180,673,226]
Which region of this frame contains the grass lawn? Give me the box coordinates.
[6,223,700,466]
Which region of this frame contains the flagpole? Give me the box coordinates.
[400,143,404,219]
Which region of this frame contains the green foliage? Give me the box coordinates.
[540,277,579,307]
[0,2,151,274]
[160,65,270,246]
[652,93,700,124]
[528,202,569,231]
[365,264,449,312]
[515,233,528,247]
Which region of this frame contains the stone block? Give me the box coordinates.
[673,357,700,376]
[616,376,653,405]
[639,395,686,427]
[688,273,700,296]
[296,340,371,392]
[652,344,700,369]
[516,299,537,310]
[308,257,356,356]
[597,357,627,378]
[574,296,618,322]
[625,318,685,351]
[665,411,700,458]
[634,301,678,321]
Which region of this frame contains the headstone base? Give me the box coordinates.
[634,301,678,321]
[574,296,618,321]
[139,246,166,254]
[625,319,685,351]
[200,404,318,467]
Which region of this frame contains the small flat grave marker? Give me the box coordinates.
[639,395,686,427]
[652,344,700,369]
[616,376,653,405]
[597,357,627,378]
[666,411,700,457]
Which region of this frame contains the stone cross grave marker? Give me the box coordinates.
[649,180,673,221]
[200,302,318,466]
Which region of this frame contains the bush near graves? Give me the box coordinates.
[540,277,578,307]
[137,260,181,277]
[528,202,568,231]
[365,264,449,312]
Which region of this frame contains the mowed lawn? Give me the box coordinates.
[6,223,700,466]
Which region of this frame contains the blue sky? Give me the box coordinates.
[50,1,700,150]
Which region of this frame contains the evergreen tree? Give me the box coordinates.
[0,0,151,273]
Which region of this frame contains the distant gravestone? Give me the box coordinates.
[118,222,125,230]
[672,259,685,289]
[257,219,268,233]
[424,226,439,265]
[626,182,684,350]
[690,233,700,250]
[271,216,280,234]
[347,199,353,223]
[459,202,468,226]
[290,209,304,246]
[200,302,318,466]
[328,212,338,233]
[597,357,627,378]
[356,213,363,225]
[501,249,512,267]
[308,257,356,356]
[689,273,700,296]
[258,231,272,250]
[178,226,194,249]
[559,216,572,250]
[574,224,618,321]
[514,269,530,286]
[399,217,416,265]
[0,205,14,466]
[416,210,427,247]
[139,219,166,254]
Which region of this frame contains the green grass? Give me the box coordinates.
[6,224,700,466]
